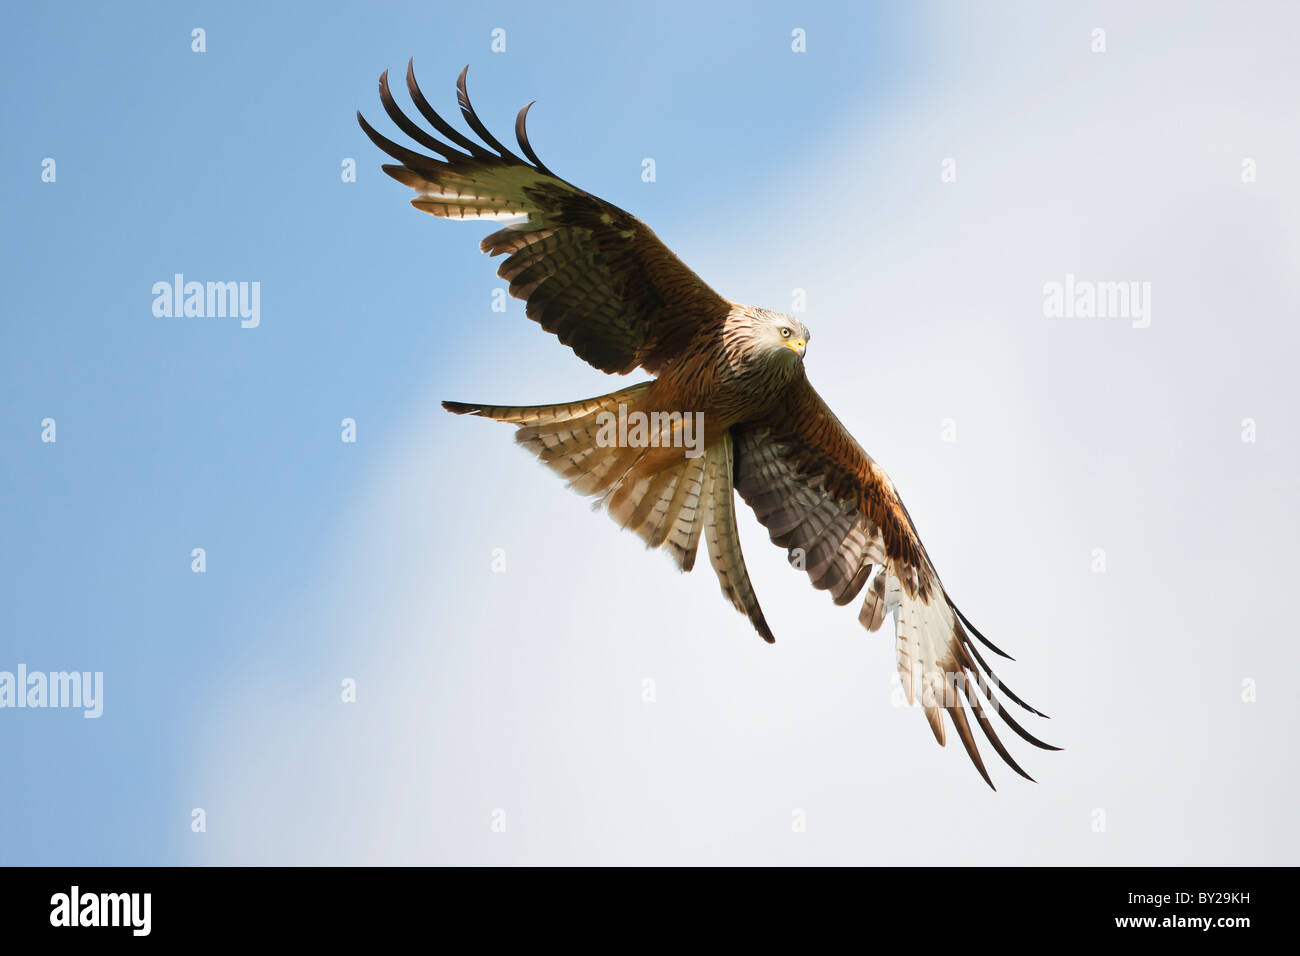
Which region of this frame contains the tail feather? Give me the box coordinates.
[445,384,713,573]
[702,433,775,643]
[653,454,708,571]
[442,384,647,426]
[624,466,679,532]
[445,388,768,638]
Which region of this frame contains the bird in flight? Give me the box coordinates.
[359,62,1058,788]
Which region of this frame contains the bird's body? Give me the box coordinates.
[360,63,1058,788]
[632,306,807,436]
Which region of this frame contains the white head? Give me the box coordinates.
[754,308,810,363]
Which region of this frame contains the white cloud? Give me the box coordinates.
[190,4,1300,864]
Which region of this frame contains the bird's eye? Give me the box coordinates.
[781,328,791,338]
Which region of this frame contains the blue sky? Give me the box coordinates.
[3,2,1298,865]
[0,0,920,866]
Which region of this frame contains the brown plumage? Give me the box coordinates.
[360,62,1059,788]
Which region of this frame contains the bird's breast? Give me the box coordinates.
[655,341,800,433]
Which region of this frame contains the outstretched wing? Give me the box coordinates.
[732,378,1058,788]
[358,62,732,375]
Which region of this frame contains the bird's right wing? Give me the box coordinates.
[731,377,1058,788]
[358,62,732,375]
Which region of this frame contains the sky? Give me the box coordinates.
[1,1,1297,865]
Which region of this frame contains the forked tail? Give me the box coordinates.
[444,385,773,641]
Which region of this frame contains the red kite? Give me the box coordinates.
[359,63,1058,787]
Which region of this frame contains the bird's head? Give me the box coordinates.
[758,309,810,363]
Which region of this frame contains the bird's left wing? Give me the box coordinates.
[358,62,732,375]
[731,378,1058,788]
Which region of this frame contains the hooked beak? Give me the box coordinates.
[784,337,807,358]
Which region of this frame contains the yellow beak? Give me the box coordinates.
[784,338,806,357]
